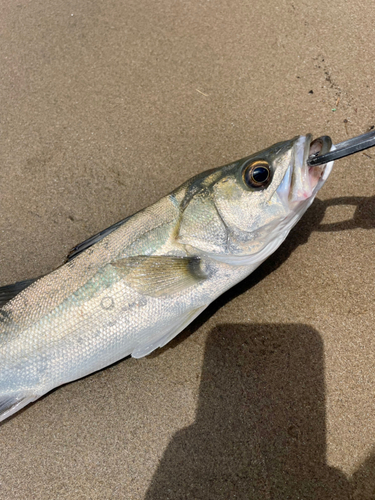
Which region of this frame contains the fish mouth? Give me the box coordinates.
[306,135,332,188]
[288,134,334,204]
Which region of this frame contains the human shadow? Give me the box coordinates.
[146,323,351,499]
[350,446,375,499]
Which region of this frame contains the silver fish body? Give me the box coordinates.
[0,134,334,421]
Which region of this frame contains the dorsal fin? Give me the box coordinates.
[0,278,39,307]
[67,215,131,261]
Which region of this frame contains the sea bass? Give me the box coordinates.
[0,134,333,421]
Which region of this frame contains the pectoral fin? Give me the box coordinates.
[131,304,208,358]
[111,255,207,297]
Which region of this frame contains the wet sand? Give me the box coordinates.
[0,0,374,498]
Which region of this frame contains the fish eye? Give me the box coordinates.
[243,160,272,189]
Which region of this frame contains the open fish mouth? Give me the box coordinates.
[306,135,333,188]
[288,134,334,204]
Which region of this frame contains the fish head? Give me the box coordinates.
[178,134,334,265]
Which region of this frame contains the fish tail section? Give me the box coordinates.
[0,394,39,422]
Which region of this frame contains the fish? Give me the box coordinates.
[0,134,334,422]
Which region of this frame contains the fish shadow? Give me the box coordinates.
[145,323,350,499]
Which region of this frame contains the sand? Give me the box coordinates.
[0,0,374,498]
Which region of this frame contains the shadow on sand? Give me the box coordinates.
[146,323,349,499]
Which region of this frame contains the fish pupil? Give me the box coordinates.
[252,166,269,183]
